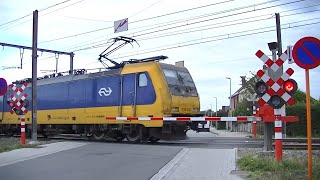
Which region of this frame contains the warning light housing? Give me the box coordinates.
[6,100,22,115]
[284,79,298,95]
[19,99,29,108]
[7,100,14,108]
[267,95,285,109]
[254,81,268,97]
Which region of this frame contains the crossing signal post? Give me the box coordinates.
[255,49,298,161]
[8,82,29,144]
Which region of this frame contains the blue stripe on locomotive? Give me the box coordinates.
[1,73,156,111]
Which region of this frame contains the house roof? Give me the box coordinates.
[230,75,257,98]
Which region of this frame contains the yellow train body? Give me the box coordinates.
[0,60,201,142]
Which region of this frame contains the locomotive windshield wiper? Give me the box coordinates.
[177,73,185,85]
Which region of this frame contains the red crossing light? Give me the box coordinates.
[283,79,298,95]
[284,81,294,92]
[7,100,14,107]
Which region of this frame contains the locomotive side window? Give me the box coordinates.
[139,73,147,87]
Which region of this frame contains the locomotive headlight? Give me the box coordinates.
[193,108,200,112]
[171,107,179,112]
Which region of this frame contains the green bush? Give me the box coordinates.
[286,101,320,137]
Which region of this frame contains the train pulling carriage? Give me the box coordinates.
[0,54,205,143]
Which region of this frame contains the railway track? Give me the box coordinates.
[1,134,320,149]
[0,134,209,146]
[278,144,320,150]
[272,138,320,150]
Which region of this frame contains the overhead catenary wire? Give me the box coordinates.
[109,19,320,60]
[57,18,319,71]
[55,0,310,52]
[55,19,319,73]
[3,17,319,72]
[0,0,85,31]
[137,8,320,41]
[130,0,308,38]
[17,1,320,64]
[71,9,320,54]
[0,13,31,28]
[1,0,318,70]
[40,0,85,16]
[39,0,74,12]
[38,0,262,44]
[129,0,163,18]
[35,6,319,63]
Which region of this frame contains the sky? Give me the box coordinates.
[0,0,319,111]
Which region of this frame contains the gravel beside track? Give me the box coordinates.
[237,147,320,158]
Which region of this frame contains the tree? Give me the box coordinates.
[233,100,252,116]
[240,72,259,102]
[292,89,318,104]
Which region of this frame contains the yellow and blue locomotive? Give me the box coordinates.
[0,55,201,143]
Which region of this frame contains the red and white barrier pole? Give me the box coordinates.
[252,106,257,138]
[253,121,257,139]
[20,115,26,144]
[274,110,282,161]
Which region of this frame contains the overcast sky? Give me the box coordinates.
[0,0,319,111]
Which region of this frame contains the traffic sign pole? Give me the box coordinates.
[20,115,26,144]
[305,69,312,180]
[292,36,320,180]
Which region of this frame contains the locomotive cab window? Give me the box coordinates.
[162,68,198,97]
[139,73,147,87]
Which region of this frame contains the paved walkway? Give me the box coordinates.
[151,148,243,180]
[150,128,250,180]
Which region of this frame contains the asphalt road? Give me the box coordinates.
[0,131,263,180]
[0,143,182,180]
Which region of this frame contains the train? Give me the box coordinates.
[0,55,204,143]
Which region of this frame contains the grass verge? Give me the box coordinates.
[237,153,320,180]
[0,143,38,153]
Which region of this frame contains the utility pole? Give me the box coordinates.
[263,13,284,151]
[275,13,286,138]
[264,43,277,151]
[31,10,38,142]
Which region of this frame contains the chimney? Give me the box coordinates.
[240,76,246,87]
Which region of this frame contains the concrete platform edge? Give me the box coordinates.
[150,148,189,180]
